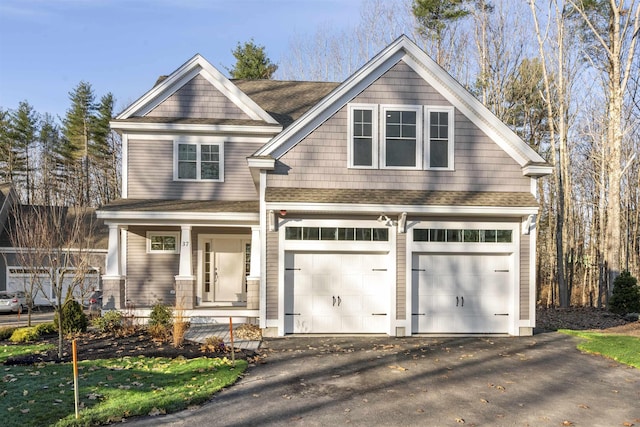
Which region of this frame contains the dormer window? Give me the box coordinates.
[348,104,454,170]
[174,137,224,181]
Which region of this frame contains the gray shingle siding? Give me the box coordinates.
[267,61,529,193]
[145,74,251,120]
[126,226,180,307]
[127,138,261,200]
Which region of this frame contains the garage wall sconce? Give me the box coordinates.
[377,214,392,226]
[377,213,407,233]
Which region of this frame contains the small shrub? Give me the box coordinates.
[0,326,19,341]
[34,322,57,335]
[9,326,40,343]
[149,301,173,328]
[609,271,640,315]
[54,299,88,334]
[148,323,171,342]
[200,336,227,353]
[92,310,123,334]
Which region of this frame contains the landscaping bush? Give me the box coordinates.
[54,299,88,334]
[148,323,171,342]
[9,326,40,343]
[0,326,19,341]
[34,322,57,335]
[609,271,640,315]
[91,310,123,334]
[148,301,173,328]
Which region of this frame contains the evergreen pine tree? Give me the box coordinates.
[228,39,278,79]
[62,81,96,205]
[9,101,39,203]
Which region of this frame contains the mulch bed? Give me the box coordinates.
[3,329,254,366]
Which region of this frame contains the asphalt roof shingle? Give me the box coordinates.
[265,188,539,207]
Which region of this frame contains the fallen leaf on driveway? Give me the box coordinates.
[388,365,407,371]
[578,404,589,409]
[622,422,634,427]
[455,417,465,423]
[562,421,574,426]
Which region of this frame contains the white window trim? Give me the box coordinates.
[380,104,422,170]
[347,104,378,169]
[173,136,225,182]
[424,106,455,170]
[147,231,180,254]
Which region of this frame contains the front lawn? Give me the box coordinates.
[560,330,640,369]
[0,343,247,426]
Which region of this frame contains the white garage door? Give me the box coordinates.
[412,254,512,334]
[285,253,389,333]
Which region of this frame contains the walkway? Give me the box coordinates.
[184,319,261,351]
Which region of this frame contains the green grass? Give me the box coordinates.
[0,345,247,427]
[560,330,640,369]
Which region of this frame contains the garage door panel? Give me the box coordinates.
[412,253,512,334]
[288,252,389,334]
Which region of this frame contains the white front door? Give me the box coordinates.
[202,237,250,305]
[286,252,389,333]
[412,254,511,333]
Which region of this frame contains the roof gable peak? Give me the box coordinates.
[116,53,278,124]
[253,34,549,170]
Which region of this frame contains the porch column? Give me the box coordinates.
[175,225,195,309]
[102,223,125,309]
[105,224,121,277]
[246,225,261,310]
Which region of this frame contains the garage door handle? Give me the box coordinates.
[333,296,336,306]
[494,313,509,316]
[285,313,301,316]
[495,269,509,272]
[337,296,341,306]
[456,296,459,306]
[412,313,426,316]
[286,268,301,271]
[371,313,387,316]
[412,268,426,271]
[372,268,387,271]
[461,296,464,307]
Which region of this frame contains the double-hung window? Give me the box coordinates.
[347,103,454,170]
[382,106,421,169]
[348,104,377,168]
[174,137,224,181]
[425,106,454,169]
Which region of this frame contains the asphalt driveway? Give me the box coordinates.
[126,332,639,426]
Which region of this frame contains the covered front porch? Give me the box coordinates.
[96,200,263,322]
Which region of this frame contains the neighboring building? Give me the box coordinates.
[98,36,551,336]
[0,183,107,306]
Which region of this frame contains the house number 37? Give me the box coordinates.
[182,241,189,247]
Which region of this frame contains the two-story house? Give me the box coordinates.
[98,35,551,337]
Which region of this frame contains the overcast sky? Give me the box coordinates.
[0,0,363,119]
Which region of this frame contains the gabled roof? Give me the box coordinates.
[115,53,279,125]
[252,35,551,174]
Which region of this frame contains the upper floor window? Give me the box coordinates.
[426,107,454,169]
[382,106,421,169]
[174,137,224,181]
[348,104,378,168]
[348,104,454,170]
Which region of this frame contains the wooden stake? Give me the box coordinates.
[229,317,235,367]
[72,339,79,419]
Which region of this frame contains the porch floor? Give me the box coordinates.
[184,322,261,351]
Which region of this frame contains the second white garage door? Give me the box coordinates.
[412,254,512,334]
[285,252,390,333]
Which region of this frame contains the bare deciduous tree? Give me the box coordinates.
[8,202,100,358]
